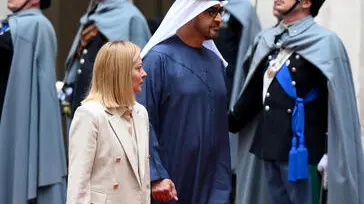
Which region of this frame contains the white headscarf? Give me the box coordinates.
[141,0,228,67]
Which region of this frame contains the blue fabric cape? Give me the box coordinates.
[0,8,67,204]
[236,16,364,204]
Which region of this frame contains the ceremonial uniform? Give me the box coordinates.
[70,28,108,115]
[0,20,12,120]
[64,0,151,115]
[229,1,364,203]
[0,1,67,203]
[230,51,328,165]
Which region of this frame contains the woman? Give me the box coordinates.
[67,41,149,204]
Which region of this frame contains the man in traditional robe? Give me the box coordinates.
[0,0,67,203]
[229,0,364,204]
[136,0,231,203]
[63,0,151,116]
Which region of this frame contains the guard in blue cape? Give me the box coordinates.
[229,0,364,204]
[214,0,261,202]
[0,0,67,203]
[137,0,231,203]
[62,0,151,117]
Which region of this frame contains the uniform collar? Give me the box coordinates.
[11,8,42,17]
[277,15,315,37]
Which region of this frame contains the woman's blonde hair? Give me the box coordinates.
[83,40,140,108]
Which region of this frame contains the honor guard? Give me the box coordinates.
[62,0,151,117]
[229,1,364,204]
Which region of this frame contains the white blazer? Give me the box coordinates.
[67,101,150,204]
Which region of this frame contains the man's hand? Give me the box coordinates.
[81,24,98,47]
[151,179,178,202]
[77,24,99,56]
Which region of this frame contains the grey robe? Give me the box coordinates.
[0,8,67,204]
[225,0,262,176]
[236,15,364,204]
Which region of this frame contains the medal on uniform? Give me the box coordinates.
[267,59,277,78]
[267,67,277,78]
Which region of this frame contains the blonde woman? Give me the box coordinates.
[67,41,149,204]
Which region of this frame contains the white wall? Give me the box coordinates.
[0,0,10,19]
[250,0,275,29]
[360,0,364,146]
[250,0,364,139]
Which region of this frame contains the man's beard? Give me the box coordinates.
[207,27,220,40]
[194,23,220,40]
[207,33,219,40]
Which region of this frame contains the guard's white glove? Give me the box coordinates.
[317,154,328,190]
[55,81,73,102]
[56,81,64,99]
